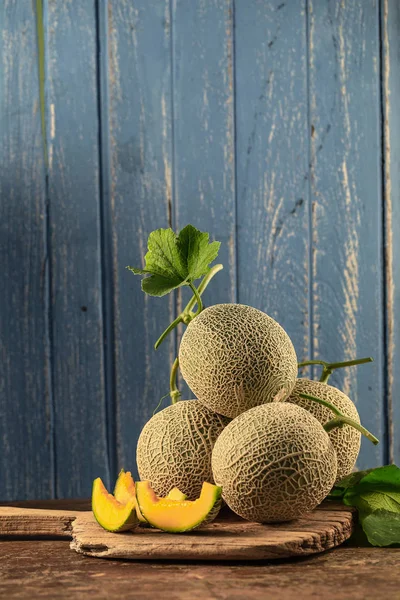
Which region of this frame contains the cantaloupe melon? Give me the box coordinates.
[179,304,298,418]
[212,403,337,523]
[92,477,139,532]
[286,379,361,482]
[136,400,230,500]
[136,480,222,532]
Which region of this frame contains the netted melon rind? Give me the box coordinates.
[286,379,361,483]
[179,304,298,419]
[212,403,337,523]
[136,400,230,501]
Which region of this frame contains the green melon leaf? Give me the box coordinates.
[360,509,400,547]
[178,224,220,281]
[329,464,400,546]
[127,225,220,297]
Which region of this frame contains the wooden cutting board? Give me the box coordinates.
[0,503,354,561]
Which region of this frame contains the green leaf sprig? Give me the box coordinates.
[127,225,220,298]
[127,224,223,404]
[330,464,400,547]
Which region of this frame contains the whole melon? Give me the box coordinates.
[136,400,230,500]
[286,379,361,482]
[179,303,298,419]
[212,403,337,523]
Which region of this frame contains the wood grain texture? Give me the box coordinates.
[0,0,395,501]
[71,504,354,561]
[46,0,109,496]
[235,0,311,369]
[171,0,236,398]
[0,0,52,501]
[382,0,400,465]
[1,542,399,600]
[307,0,384,468]
[172,0,236,305]
[0,506,78,538]
[107,0,175,477]
[0,503,354,560]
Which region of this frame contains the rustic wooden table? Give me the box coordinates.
[1,500,399,600]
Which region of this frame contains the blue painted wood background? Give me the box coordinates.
[0,0,398,500]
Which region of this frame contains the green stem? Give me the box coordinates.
[298,356,373,384]
[188,282,203,316]
[169,357,181,404]
[155,315,183,350]
[183,264,223,314]
[324,417,379,445]
[154,264,223,349]
[319,368,333,384]
[298,360,330,368]
[298,392,379,445]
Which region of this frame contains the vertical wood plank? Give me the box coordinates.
[382,0,400,464]
[308,0,384,468]
[171,0,236,397]
[172,0,236,305]
[0,1,52,500]
[108,0,174,477]
[46,0,109,496]
[235,1,311,364]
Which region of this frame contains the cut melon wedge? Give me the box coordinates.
[114,469,136,504]
[113,469,147,523]
[92,477,139,532]
[136,480,222,533]
[113,470,187,523]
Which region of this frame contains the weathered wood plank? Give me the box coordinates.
[107,0,175,476]
[0,0,52,500]
[1,542,400,600]
[71,505,354,560]
[172,0,236,304]
[308,0,384,468]
[0,503,354,560]
[46,1,109,495]
[171,0,236,397]
[382,0,400,465]
[235,1,311,369]
[0,507,78,538]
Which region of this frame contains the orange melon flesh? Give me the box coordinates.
[114,470,136,504]
[113,470,187,523]
[113,469,147,523]
[92,477,139,532]
[136,480,222,533]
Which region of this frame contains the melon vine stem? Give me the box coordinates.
[154,264,223,350]
[297,356,373,383]
[169,357,181,404]
[299,392,379,445]
[163,264,223,403]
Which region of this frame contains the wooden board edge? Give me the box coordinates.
[0,507,81,538]
[70,508,355,561]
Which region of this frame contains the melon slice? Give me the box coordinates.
[92,477,139,532]
[113,469,136,504]
[113,470,187,523]
[136,480,222,533]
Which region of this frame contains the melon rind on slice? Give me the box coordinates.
[136,480,222,533]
